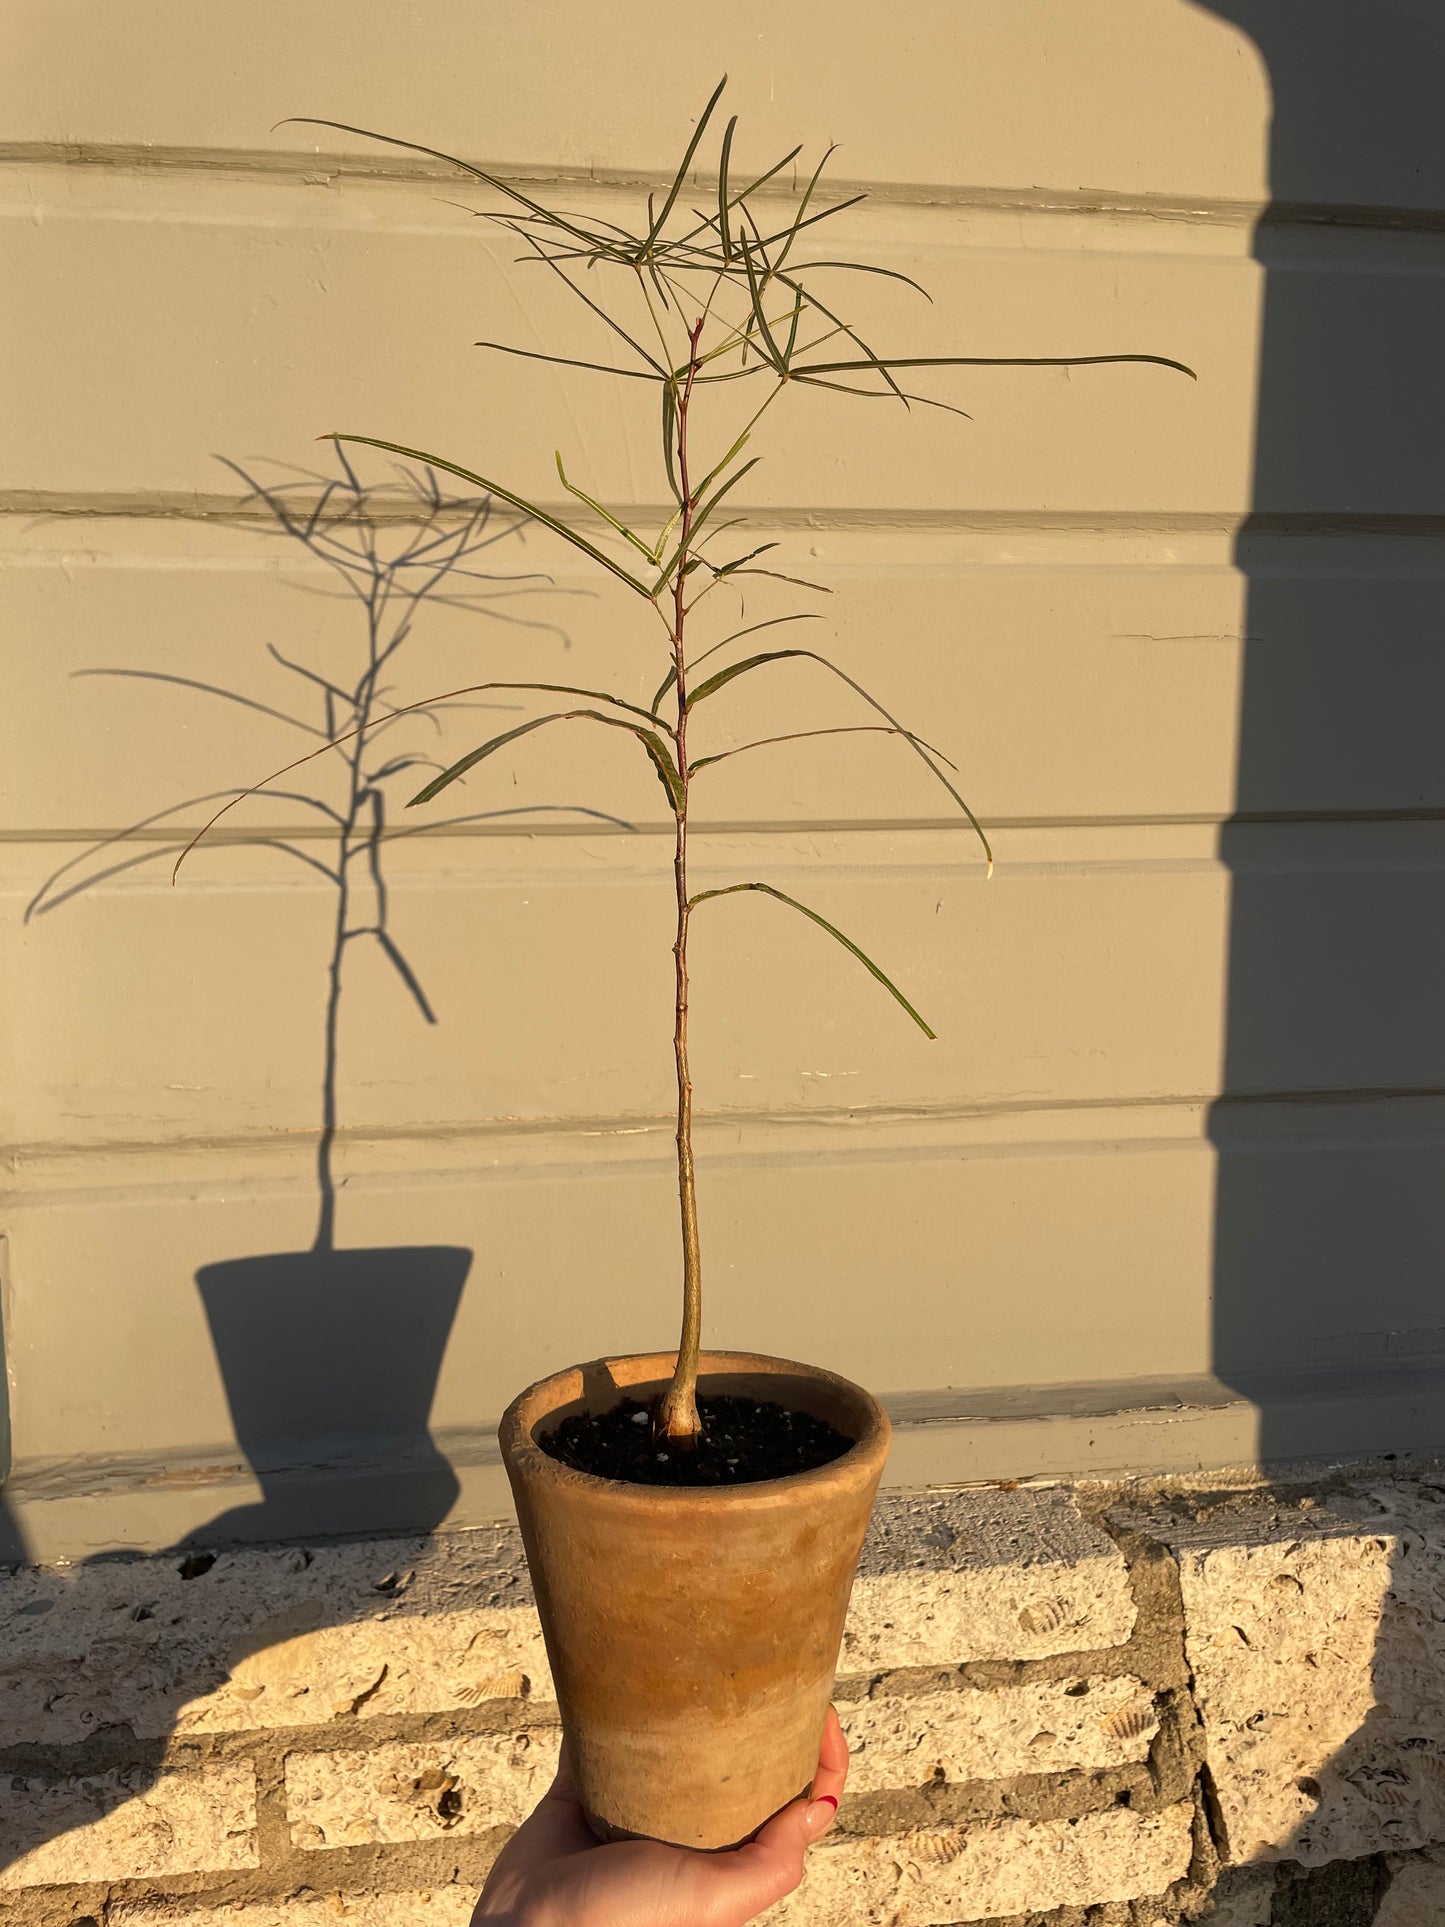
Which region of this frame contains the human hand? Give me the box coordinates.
[472,1704,849,1927]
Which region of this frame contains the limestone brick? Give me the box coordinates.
[0,1762,257,1889]
[844,1488,1136,1673]
[286,1730,563,1848]
[842,1675,1157,1792]
[762,1804,1194,1924]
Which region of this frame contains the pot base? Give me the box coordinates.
[583,1782,810,1852]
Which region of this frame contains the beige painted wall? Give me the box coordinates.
[4,2,1441,1544]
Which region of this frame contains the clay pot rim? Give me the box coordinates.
[499,1348,891,1511]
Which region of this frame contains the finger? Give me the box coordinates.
[542,1748,580,1805]
[691,1794,832,1924]
[502,1753,596,1862]
[809,1704,849,1809]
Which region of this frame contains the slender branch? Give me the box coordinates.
[688,722,958,777]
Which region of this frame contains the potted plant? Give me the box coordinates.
[186,80,1188,1848]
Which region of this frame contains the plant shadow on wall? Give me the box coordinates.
[11,450,614,1560]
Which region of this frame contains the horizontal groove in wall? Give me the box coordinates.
[8,489,1445,535]
[9,1088,1445,1195]
[10,142,1445,239]
[13,809,1445,849]
[0,144,1270,220]
[14,494,1445,542]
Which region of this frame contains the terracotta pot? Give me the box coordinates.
[498,1349,890,1850]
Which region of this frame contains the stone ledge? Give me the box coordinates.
[20,1358,1445,1564]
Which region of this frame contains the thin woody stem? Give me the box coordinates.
[657,318,707,1444]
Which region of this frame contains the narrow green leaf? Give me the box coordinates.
[710,540,779,578]
[688,881,936,1038]
[717,113,738,260]
[733,143,806,206]
[655,501,684,565]
[795,352,1199,379]
[555,452,660,562]
[409,708,684,812]
[790,259,933,300]
[778,274,908,406]
[653,611,823,713]
[650,458,762,591]
[691,515,749,554]
[321,434,654,598]
[513,233,669,374]
[789,287,813,360]
[739,235,787,374]
[474,340,660,381]
[661,383,683,506]
[771,144,837,276]
[689,427,753,503]
[638,732,687,813]
[281,118,630,257]
[686,646,991,869]
[756,192,867,249]
[409,713,573,804]
[672,141,806,254]
[690,455,761,533]
[698,564,832,597]
[464,679,664,724]
[172,675,661,878]
[688,722,956,776]
[639,76,728,258]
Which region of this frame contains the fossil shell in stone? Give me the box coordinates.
[1098,1701,1157,1743]
[1018,1596,1074,1636]
[900,1828,967,1865]
[1346,1769,1413,1808]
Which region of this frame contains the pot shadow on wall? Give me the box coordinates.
[1189,3,1445,1908]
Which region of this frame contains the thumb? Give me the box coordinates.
[697,1792,838,1923]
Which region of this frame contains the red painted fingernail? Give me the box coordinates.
[816,1795,838,1813]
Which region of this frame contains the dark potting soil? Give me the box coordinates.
[539,1394,853,1487]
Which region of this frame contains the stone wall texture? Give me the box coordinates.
[8,1474,1445,1927]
